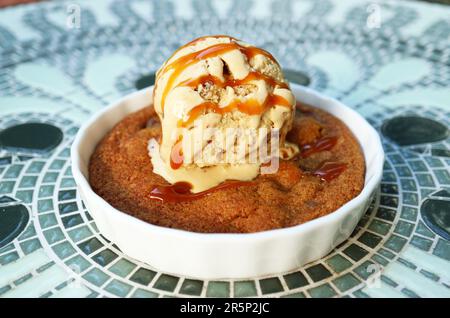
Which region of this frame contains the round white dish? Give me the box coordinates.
[71,84,384,279]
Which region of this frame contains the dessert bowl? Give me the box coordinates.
[71,84,384,279]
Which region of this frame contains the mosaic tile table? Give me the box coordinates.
[0,0,449,298]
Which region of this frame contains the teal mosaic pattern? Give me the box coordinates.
[0,0,449,298]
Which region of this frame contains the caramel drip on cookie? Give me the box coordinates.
[312,161,347,182]
[157,36,283,113]
[156,36,291,170]
[149,180,255,203]
[301,136,338,158]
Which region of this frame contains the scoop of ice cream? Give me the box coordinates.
[148,35,298,192]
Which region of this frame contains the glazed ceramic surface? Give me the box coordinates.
[71,85,384,279]
[0,0,449,298]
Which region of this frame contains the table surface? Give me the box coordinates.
[0,0,449,298]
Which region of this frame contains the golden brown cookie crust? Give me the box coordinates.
[89,104,365,233]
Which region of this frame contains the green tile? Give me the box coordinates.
[4,164,24,178]
[49,159,65,170]
[384,235,407,252]
[37,199,54,213]
[354,260,376,279]
[58,148,71,158]
[65,255,91,273]
[43,172,59,183]
[371,254,389,266]
[400,206,418,221]
[59,202,78,215]
[60,177,76,188]
[394,220,415,237]
[397,258,416,269]
[18,224,36,240]
[15,190,33,203]
[179,279,204,296]
[14,273,32,286]
[27,161,45,173]
[403,192,418,205]
[39,185,54,198]
[37,261,54,273]
[358,232,382,248]
[308,284,336,298]
[401,288,420,298]
[20,238,42,254]
[381,183,398,194]
[0,181,14,194]
[434,169,450,184]
[416,174,435,187]
[376,207,396,221]
[395,166,412,177]
[389,154,405,165]
[415,221,435,238]
[64,167,73,176]
[368,219,391,235]
[83,268,110,287]
[0,243,14,254]
[421,188,435,197]
[131,289,159,298]
[281,292,305,298]
[104,279,132,297]
[259,277,284,294]
[283,271,308,289]
[409,160,428,172]
[419,269,439,282]
[380,195,398,208]
[424,157,443,168]
[343,244,369,262]
[61,213,83,229]
[400,178,417,191]
[43,227,65,244]
[382,172,396,182]
[58,190,77,201]
[0,286,12,295]
[433,239,450,261]
[305,264,332,282]
[234,281,257,297]
[38,213,57,229]
[19,176,37,188]
[378,248,396,259]
[353,290,370,298]
[332,273,361,292]
[52,241,76,259]
[153,274,179,292]
[67,225,93,242]
[410,235,432,251]
[108,259,137,278]
[91,249,118,266]
[380,275,398,287]
[0,252,19,265]
[326,254,352,273]
[206,281,230,297]
[129,268,156,286]
[91,222,100,233]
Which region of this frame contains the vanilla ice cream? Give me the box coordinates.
[148,35,299,192]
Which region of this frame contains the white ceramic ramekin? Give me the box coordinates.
[71,84,384,279]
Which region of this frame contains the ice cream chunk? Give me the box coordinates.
[148,35,299,193]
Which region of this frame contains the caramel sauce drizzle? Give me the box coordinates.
[156,36,292,170]
[170,137,184,169]
[301,136,338,158]
[312,161,347,182]
[149,180,255,203]
[159,40,281,112]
